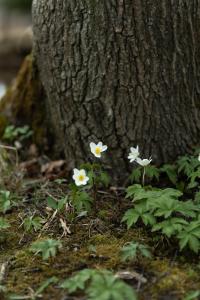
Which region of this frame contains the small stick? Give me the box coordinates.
[0,261,9,284]
[0,144,19,166]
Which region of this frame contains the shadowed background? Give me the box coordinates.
[0,0,32,97]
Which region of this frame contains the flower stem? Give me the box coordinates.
[142,167,146,187]
[91,164,97,211]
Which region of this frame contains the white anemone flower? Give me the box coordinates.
[198,154,200,162]
[72,168,89,186]
[128,146,140,163]
[90,141,108,158]
[136,157,152,167]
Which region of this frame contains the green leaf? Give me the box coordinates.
[184,290,200,300]
[23,216,44,232]
[121,242,151,261]
[121,242,138,261]
[61,269,137,300]
[121,209,139,229]
[99,172,111,188]
[125,184,143,199]
[0,190,11,213]
[36,276,58,295]
[47,197,58,210]
[73,191,93,212]
[141,213,156,226]
[129,168,142,183]
[30,239,62,260]
[145,165,160,181]
[0,217,10,229]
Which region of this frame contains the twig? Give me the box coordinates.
[0,261,9,284]
[0,144,19,166]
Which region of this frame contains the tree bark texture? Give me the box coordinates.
[32,0,200,178]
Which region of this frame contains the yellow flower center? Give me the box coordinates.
[78,175,85,181]
[95,147,101,155]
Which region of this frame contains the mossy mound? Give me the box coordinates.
[0,54,48,147]
[0,188,200,300]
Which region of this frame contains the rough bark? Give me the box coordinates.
[32,0,200,179]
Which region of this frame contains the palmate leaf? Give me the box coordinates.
[73,191,93,212]
[141,213,156,225]
[152,198,179,218]
[152,218,188,238]
[178,233,200,253]
[61,269,137,300]
[88,272,137,300]
[129,167,142,183]
[176,201,199,218]
[121,209,140,229]
[126,184,143,199]
[121,242,138,261]
[60,269,95,292]
[177,220,200,253]
[177,155,199,177]
[121,242,151,261]
[122,204,155,228]
[188,168,200,189]
[30,239,62,260]
[23,216,44,232]
[145,165,160,181]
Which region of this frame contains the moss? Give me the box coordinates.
[0,203,200,300]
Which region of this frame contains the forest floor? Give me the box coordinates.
[0,141,200,300]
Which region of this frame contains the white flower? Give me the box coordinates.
[90,141,108,158]
[198,154,200,162]
[72,168,89,186]
[128,146,140,162]
[136,157,152,167]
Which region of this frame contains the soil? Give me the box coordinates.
[0,173,200,300]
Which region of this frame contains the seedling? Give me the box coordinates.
[30,239,62,260]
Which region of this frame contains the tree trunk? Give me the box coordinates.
[32,0,200,179]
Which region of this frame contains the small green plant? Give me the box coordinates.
[30,239,62,260]
[47,196,68,212]
[0,217,10,229]
[3,125,33,143]
[0,190,11,213]
[23,216,45,232]
[60,268,137,300]
[184,290,200,300]
[121,241,151,261]
[122,184,200,253]
[69,185,93,213]
[130,165,160,183]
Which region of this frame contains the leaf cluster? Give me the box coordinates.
[30,239,62,260]
[121,241,151,261]
[122,184,200,253]
[60,268,137,300]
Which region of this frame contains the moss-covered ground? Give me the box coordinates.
[0,175,200,300]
